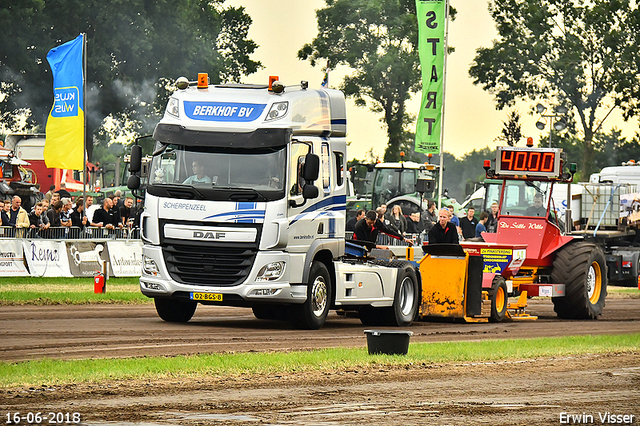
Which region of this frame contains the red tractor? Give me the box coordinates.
[480,144,618,319]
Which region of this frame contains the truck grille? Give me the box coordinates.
[162,243,257,287]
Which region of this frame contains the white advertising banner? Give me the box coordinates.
[22,240,73,277]
[0,240,29,276]
[106,241,142,277]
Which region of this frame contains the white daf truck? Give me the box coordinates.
[128,74,420,329]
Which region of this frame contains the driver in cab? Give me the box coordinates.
[183,160,213,185]
[525,193,547,217]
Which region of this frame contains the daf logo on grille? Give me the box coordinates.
[193,231,226,239]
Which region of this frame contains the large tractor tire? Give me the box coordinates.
[550,242,607,319]
[489,276,508,322]
[290,261,332,330]
[154,298,197,323]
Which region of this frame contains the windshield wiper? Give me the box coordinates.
[152,143,170,156]
[154,184,205,200]
[213,186,268,201]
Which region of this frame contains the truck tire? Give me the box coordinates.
[291,261,332,330]
[386,262,420,326]
[154,298,197,323]
[489,276,508,322]
[551,242,607,319]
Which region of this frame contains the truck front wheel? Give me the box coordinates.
[154,298,197,323]
[291,261,332,330]
[551,242,607,319]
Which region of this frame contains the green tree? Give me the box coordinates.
[0,0,260,160]
[496,109,523,147]
[470,0,640,177]
[299,0,455,162]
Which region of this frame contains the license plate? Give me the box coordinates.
[190,292,223,301]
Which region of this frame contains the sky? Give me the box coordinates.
[225,0,638,161]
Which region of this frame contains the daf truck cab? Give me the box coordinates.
[129,75,423,329]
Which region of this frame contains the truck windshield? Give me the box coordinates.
[147,143,286,201]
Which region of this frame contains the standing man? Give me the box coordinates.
[8,196,30,228]
[84,195,96,223]
[486,202,499,232]
[56,183,71,198]
[346,209,365,232]
[70,199,88,229]
[60,198,73,228]
[428,208,459,244]
[406,211,424,234]
[119,196,134,227]
[92,198,116,229]
[476,211,489,238]
[0,199,9,226]
[354,210,413,250]
[421,200,437,232]
[459,207,478,240]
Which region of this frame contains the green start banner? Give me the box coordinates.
[415,0,446,154]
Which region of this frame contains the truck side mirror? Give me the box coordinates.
[129,145,142,173]
[303,153,320,182]
[127,174,140,190]
[303,184,319,199]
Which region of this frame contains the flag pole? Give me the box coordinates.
[82,33,87,216]
[437,0,450,212]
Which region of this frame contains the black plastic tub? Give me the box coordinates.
[364,329,413,355]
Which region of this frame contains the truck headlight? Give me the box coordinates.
[142,255,159,276]
[265,102,288,121]
[167,97,179,117]
[256,261,285,282]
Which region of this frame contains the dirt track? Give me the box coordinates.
[1,295,639,425]
[1,297,639,362]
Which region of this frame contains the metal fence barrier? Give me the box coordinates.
[0,226,140,240]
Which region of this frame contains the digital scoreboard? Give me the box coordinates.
[495,147,563,178]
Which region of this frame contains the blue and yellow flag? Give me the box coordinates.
[44,34,84,170]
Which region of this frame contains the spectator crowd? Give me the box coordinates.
[345,199,501,246]
[1,186,139,239]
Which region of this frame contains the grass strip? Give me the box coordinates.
[1,333,638,388]
[0,277,149,305]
